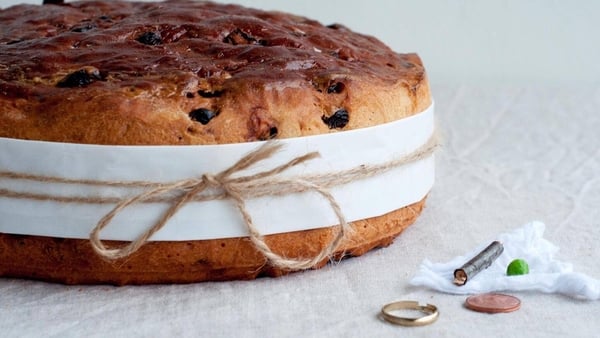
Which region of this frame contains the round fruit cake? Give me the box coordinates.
[0,0,432,284]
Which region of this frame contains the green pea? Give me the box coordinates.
[506,259,529,276]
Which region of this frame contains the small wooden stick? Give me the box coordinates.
[453,241,504,286]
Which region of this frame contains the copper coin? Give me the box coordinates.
[465,293,521,313]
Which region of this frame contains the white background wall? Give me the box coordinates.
[4,0,600,85]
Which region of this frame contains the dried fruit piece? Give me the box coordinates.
[71,23,96,33]
[189,108,217,125]
[326,82,345,94]
[322,109,349,129]
[57,67,102,88]
[268,126,278,138]
[326,23,344,30]
[223,28,264,45]
[197,89,223,98]
[136,31,162,45]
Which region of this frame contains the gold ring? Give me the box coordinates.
[380,301,439,327]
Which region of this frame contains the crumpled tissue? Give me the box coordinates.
[410,221,600,300]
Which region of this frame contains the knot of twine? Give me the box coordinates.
[90,142,352,271]
[1,134,438,271]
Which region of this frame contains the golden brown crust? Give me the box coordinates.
[0,0,430,145]
[0,198,425,285]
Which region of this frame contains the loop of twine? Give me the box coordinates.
[0,134,438,270]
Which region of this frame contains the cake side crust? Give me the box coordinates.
[0,197,426,285]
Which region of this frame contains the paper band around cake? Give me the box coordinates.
[0,103,434,241]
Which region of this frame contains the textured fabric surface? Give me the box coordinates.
[2,85,599,337]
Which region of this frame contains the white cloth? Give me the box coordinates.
[411,222,600,300]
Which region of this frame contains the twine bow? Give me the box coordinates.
[89,142,351,270]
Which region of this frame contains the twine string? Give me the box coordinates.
[88,142,342,268]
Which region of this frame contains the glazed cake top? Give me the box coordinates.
[0,0,421,85]
[0,1,429,145]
